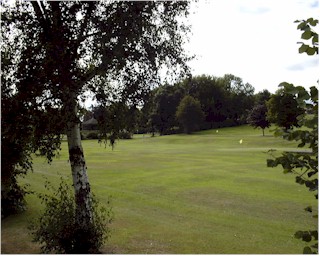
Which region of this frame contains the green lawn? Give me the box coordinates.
[1,125,317,254]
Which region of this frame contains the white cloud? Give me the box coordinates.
[287,57,319,71]
[185,0,319,93]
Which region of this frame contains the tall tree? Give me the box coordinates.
[247,90,271,136]
[220,74,255,124]
[254,89,271,105]
[93,102,138,143]
[150,84,185,135]
[176,95,204,134]
[266,88,304,130]
[1,26,62,217]
[1,1,191,251]
[182,75,228,129]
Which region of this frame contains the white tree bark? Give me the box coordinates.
[66,98,93,230]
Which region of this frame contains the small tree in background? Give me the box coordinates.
[247,104,270,136]
[176,95,204,134]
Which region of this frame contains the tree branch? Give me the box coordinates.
[77,3,95,42]
[76,31,105,43]
[31,1,46,27]
[31,1,50,39]
[77,65,105,88]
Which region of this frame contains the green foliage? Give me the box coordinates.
[267,84,318,196]
[86,132,100,140]
[295,18,318,55]
[28,177,113,254]
[1,0,192,220]
[181,75,229,128]
[176,95,204,134]
[118,130,133,139]
[144,74,256,135]
[220,74,255,124]
[267,17,318,254]
[93,102,136,145]
[254,89,271,105]
[247,104,270,136]
[1,30,61,217]
[267,84,318,256]
[266,87,304,130]
[1,180,29,218]
[150,84,185,135]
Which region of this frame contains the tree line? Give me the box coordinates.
[83,73,304,137]
[84,73,256,136]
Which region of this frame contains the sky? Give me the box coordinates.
[184,0,319,93]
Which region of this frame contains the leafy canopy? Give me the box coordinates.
[176,95,204,134]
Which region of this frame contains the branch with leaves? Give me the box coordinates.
[267,18,318,254]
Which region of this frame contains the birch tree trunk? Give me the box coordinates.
[65,95,93,251]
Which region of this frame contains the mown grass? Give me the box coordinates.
[1,125,317,254]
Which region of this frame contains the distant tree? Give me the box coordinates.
[220,74,255,124]
[181,75,228,129]
[266,88,304,130]
[247,104,270,136]
[150,84,185,135]
[93,102,140,144]
[222,74,255,96]
[81,107,94,123]
[254,89,271,105]
[147,74,257,133]
[176,95,204,134]
[137,91,155,134]
[2,1,191,251]
[247,89,271,136]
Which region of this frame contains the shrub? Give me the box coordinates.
[1,179,28,218]
[86,132,99,140]
[28,177,113,254]
[118,130,133,139]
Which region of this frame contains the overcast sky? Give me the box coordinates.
[184,0,319,93]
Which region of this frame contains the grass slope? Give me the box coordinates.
[1,125,317,254]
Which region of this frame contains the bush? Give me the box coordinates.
[1,180,28,218]
[86,132,99,140]
[28,177,113,254]
[118,130,133,139]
